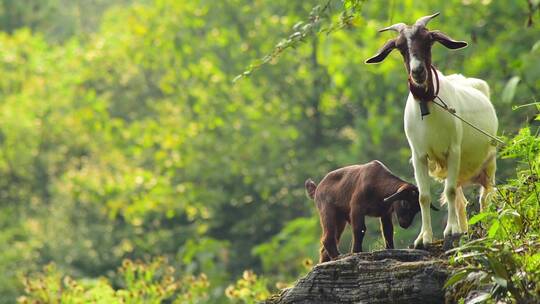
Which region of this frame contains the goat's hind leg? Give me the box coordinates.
[443,148,463,250]
[335,217,347,246]
[318,207,341,262]
[320,218,347,262]
[455,187,469,232]
[479,156,496,212]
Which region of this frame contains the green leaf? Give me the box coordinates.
[499,209,520,219]
[492,276,508,288]
[469,212,496,225]
[501,76,520,104]
[487,256,510,280]
[456,252,485,260]
[467,293,491,304]
[443,270,469,289]
[488,221,500,238]
[533,40,540,52]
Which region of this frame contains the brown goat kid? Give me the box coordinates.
[305,160,438,263]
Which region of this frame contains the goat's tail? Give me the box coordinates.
[305,179,317,199]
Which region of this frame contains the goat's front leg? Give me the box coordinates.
[380,214,394,249]
[351,212,366,253]
[412,153,433,249]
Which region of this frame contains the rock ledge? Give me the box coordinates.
[265,249,448,304]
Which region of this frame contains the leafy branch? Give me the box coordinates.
[233,0,367,83]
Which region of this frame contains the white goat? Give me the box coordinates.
[366,13,498,249]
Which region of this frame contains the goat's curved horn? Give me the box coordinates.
[378,23,406,33]
[415,12,440,28]
[383,186,408,202]
[430,203,440,211]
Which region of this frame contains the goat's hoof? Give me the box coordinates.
[443,233,463,251]
[452,232,464,243]
[442,235,453,251]
[412,242,426,250]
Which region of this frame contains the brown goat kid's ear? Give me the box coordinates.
[365,39,397,64]
[430,31,468,49]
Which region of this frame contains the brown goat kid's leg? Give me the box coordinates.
[319,247,331,263]
[319,218,347,263]
[319,208,340,261]
[380,215,394,249]
[335,218,347,244]
[351,213,366,253]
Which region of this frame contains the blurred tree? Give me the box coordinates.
[0,0,134,41]
[0,0,537,303]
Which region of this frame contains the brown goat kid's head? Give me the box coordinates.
[365,13,467,88]
[383,184,439,228]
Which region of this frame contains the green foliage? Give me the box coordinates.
[253,217,319,278]
[0,1,537,303]
[446,116,540,303]
[0,0,134,41]
[19,258,210,304]
[225,270,271,303]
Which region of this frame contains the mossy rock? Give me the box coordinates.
[265,247,449,304]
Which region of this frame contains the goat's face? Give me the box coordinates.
[396,26,433,86]
[389,186,421,228]
[383,184,420,228]
[394,198,420,228]
[384,183,440,228]
[365,13,468,89]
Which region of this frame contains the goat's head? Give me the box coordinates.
[384,184,439,228]
[365,13,467,88]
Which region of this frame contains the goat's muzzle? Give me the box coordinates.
[398,216,414,229]
[411,68,427,86]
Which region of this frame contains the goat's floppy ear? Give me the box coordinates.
[430,31,467,49]
[383,185,408,203]
[365,39,397,64]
